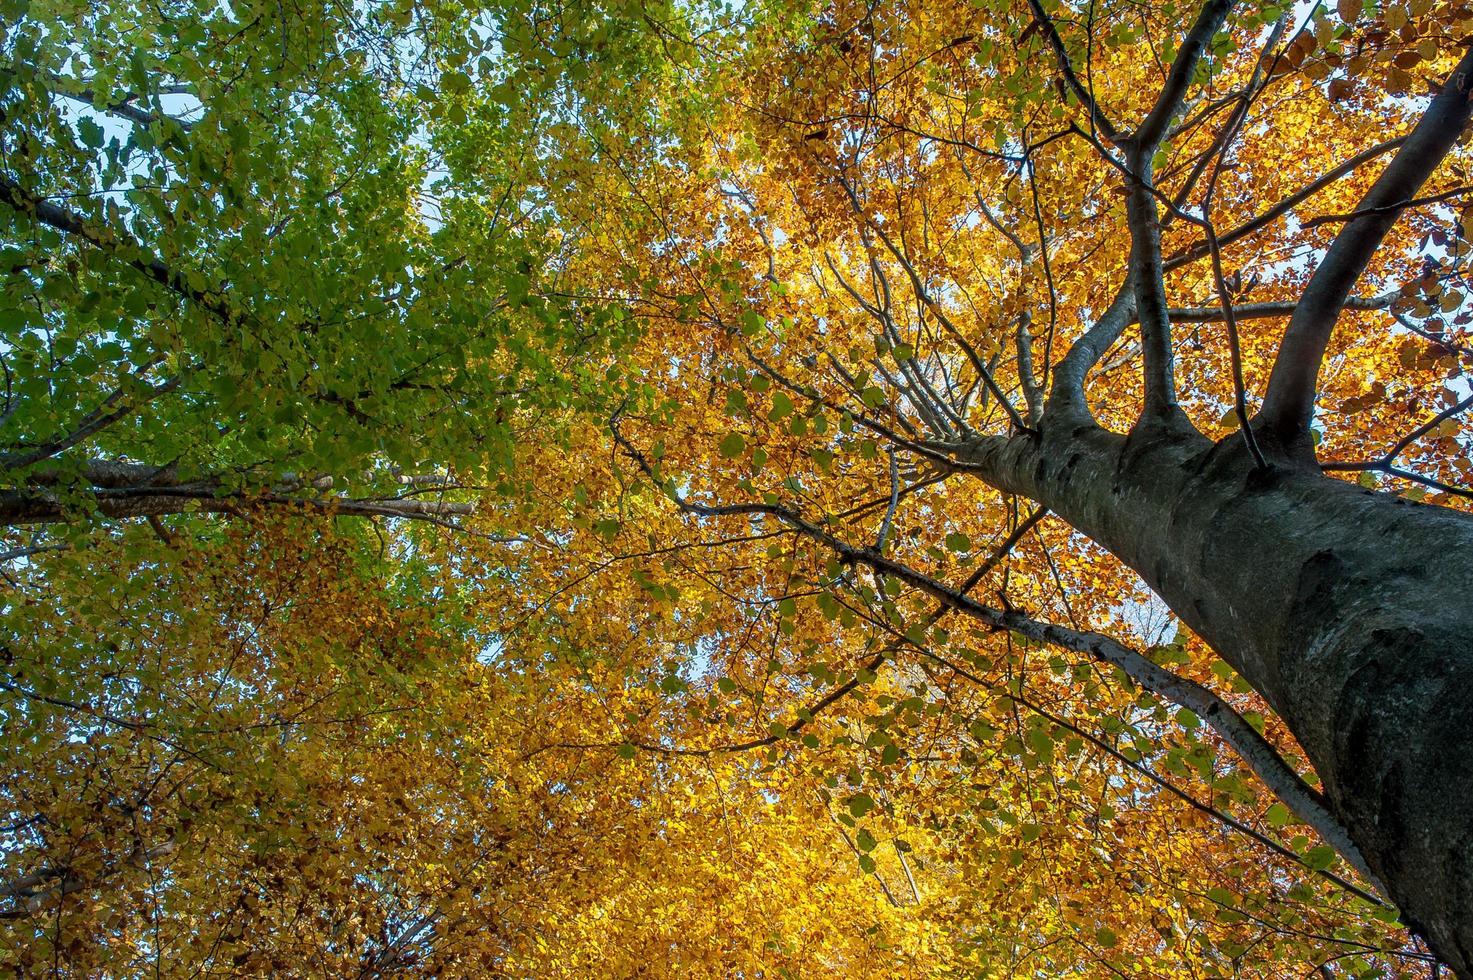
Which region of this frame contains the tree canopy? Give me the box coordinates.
[4,0,1473,976]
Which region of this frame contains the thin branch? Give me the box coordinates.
[1,362,180,470]
[1025,154,1061,401]
[1002,679,1386,908]
[1165,293,1396,323]
[821,792,901,907]
[1163,13,1289,218]
[1203,216,1267,467]
[611,423,1376,886]
[1299,184,1473,231]
[0,176,237,326]
[909,638,1387,907]
[1321,393,1473,500]
[831,171,1031,432]
[0,543,65,563]
[1163,139,1407,271]
[1025,0,1120,142]
[876,447,900,552]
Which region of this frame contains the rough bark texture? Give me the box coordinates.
[962,423,1473,975]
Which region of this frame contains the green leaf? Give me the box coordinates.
[768,392,794,420]
[848,793,875,818]
[1305,844,1338,870]
[945,532,971,552]
[718,432,746,458]
[969,720,997,742]
[77,117,105,148]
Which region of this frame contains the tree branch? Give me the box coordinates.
[0,460,478,527]
[1025,0,1120,143]
[1134,0,1238,153]
[1125,155,1183,421]
[1047,270,1137,421]
[611,423,1377,887]
[1258,45,1473,447]
[1165,292,1396,323]
[1321,393,1473,500]
[1163,139,1407,272]
[1123,0,1238,425]
[0,175,237,326]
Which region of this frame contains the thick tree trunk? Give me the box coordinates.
[963,422,1473,974]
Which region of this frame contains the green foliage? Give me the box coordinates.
[0,0,677,509]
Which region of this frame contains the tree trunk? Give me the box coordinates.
[963,421,1473,975]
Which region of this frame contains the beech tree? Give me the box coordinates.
[0,0,655,532]
[575,0,1473,971]
[5,0,1473,976]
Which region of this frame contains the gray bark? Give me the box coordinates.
[961,421,1473,974]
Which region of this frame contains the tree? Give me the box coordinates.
[0,0,654,532]
[5,0,1473,975]
[4,519,969,975]
[569,0,1473,970]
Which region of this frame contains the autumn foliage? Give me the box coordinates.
[4,0,1473,976]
